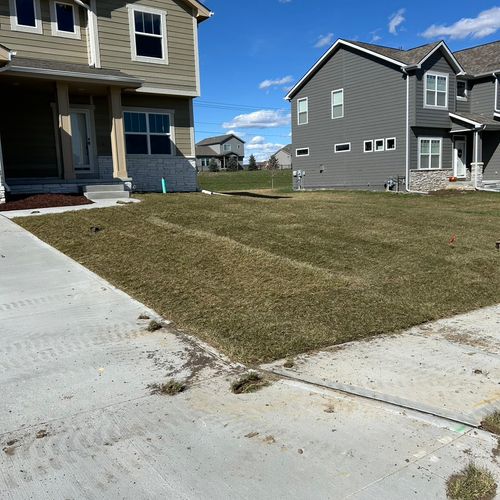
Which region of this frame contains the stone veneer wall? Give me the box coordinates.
[98,156,198,193]
[0,185,5,204]
[409,169,454,192]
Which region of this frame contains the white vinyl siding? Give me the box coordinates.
[297,97,308,125]
[331,89,344,119]
[425,72,448,109]
[9,0,42,33]
[418,138,442,170]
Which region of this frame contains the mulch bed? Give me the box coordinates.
[0,194,93,212]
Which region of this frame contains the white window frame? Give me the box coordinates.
[334,142,351,153]
[386,137,397,151]
[456,80,468,101]
[374,139,385,152]
[331,88,344,120]
[424,71,449,109]
[50,0,80,39]
[127,5,168,65]
[363,140,373,153]
[297,97,308,125]
[9,0,42,34]
[223,143,231,152]
[296,147,309,157]
[123,107,175,156]
[418,137,442,170]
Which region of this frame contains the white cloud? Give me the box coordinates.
[225,129,246,138]
[370,29,382,43]
[223,110,291,129]
[421,7,500,39]
[250,135,266,145]
[278,0,292,3]
[246,140,286,162]
[259,75,294,91]
[314,33,334,48]
[389,8,405,35]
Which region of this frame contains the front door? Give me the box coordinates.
[70,109,95,173]
[454,136,467,178]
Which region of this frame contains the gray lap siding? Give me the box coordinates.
[292,46,406,190]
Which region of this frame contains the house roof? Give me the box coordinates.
[0,43,14,66]
[285,39,467,100]
[450,112,500,130]
[196,133,245,146]
[195,145,217,156]
[4,57,142,87]
[455,41,500,76]
[179,0,213,22]
[276,144,292,155]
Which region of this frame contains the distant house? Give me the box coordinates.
[273,144,292,169]
[196,134,245,171]
[286,38,500,192]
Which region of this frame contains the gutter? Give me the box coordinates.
[494,72,500,113]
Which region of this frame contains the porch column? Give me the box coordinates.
[109,86,128,179]
[56,82,76,180]
[472,130,484,188]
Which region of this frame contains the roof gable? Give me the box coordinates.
[179,0,213,21]
[455,41,500,76]
[196,134,245,146]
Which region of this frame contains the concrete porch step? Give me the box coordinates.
[84,191,130,201]
[84,184,126,193]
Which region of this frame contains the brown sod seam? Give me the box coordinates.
[148,379,186,396]
[231,373,269,394]
[446,463,497,500]
[15,190,500,364]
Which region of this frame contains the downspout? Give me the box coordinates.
[73,0,100,68]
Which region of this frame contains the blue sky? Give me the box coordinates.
[195,0,500,161]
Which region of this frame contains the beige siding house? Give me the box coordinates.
[0,0,212,202]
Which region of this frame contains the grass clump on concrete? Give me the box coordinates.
[446,463,497,500]
[231,372,269,394]
[149,379,186,396]
[147,320,163,332]
[481,411,500,436]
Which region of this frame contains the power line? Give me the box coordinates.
[195,129,291,139]
[195,99,288,112]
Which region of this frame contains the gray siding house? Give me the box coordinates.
[195,133,245,171]
[286,39,500,192]
[0,0,212,203]
[273,144,292,170]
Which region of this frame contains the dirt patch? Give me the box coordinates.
[446,463,497,500]
[231,372,270,394]
[0,194,93,212]
[283,358,295,369]
[36,429,48,439]
[148,379,186,396]
[481,411,500,436]
[147,320,163,332]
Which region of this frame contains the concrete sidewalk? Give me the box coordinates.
[1,215,499,499]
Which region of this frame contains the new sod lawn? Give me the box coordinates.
[198,169,292,192]
[17,190,500,364]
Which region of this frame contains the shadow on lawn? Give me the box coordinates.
[223,191,292,200]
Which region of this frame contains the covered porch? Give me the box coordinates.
[0,57,142,202]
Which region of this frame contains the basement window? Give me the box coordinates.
[334,143,351,153]
[129,6,168,64]
[10,0,42,33]
[364,140,373,153]
[386,138,396,151]
[124,110,173,155]
[375,139,385,152]
[50,1,80,39]
[296,148,309,157]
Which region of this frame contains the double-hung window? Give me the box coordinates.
[124,110,173,155]
[10,0,42,33]
[297,98,308,125]
[419,138,442,169]
[223,143,231,152]
[331,89,344,119]
[128,6,168,64]
[425,72,448,108]
[50,1,80,39]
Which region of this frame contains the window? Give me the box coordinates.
[331,89,344,119]
[201,158,210,167]
[375,139,385,152]
[50,1,80,39]
[457,81,468,100]
[124,110,173,155]
[223,143,231,152]
[334,143,351,153]
[419,138,442,170]
[296,148,309,157]
[425,72,448,108]
[10,0,42,33]
[128,6,168,64]
[386,138,396,151]
[297,98,308,125]
[364,140,373,153]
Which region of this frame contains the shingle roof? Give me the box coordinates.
[450,111,500,129]
[277,144,292,155]
[196,134,245,146]
[195,145,217,156]
[455,41,500,75]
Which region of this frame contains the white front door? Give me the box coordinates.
[70,109,95,173]
[454,137,467,178]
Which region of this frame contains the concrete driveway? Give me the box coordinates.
[1,215,499,499]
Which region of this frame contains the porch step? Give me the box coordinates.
[83,184,129,201]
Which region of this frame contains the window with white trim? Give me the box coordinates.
[124,110,173,155]
[128,6,168,64]
[10,0,42,33]
[50,0,80,39]
[457,81,467,100]
[425,72,448,108]
[201,158,210,167]
[419,138,442,169]
[331,89,344,119]
[297,98,308,125]
[364,140,373,153]
[374,139,384,152]
[223,143,231,152]
[386,138,396,151]
[334,143,351,153]
[296,148,309,156]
